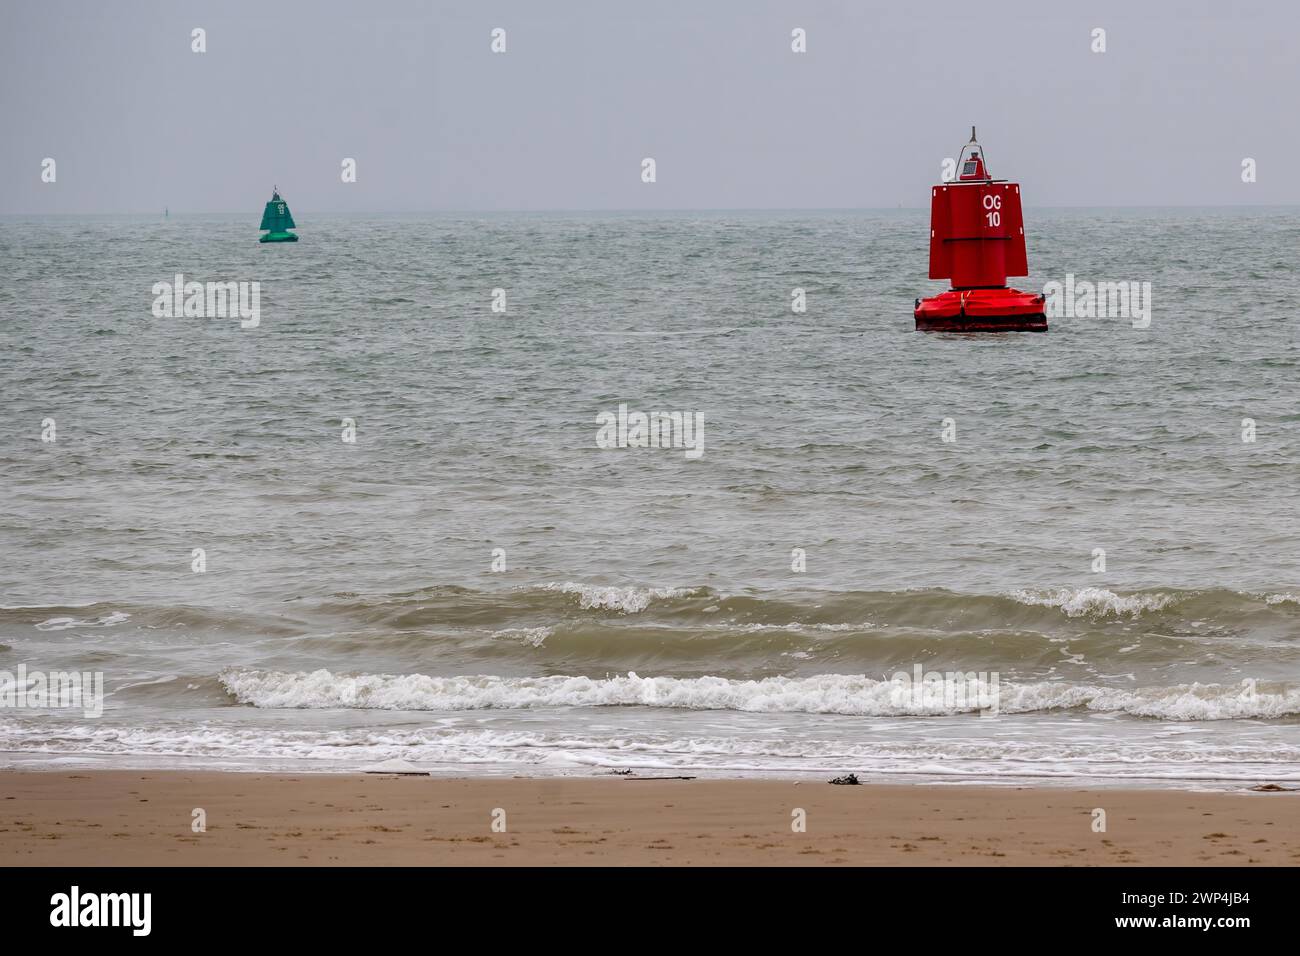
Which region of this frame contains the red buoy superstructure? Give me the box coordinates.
[914,128,1046,332]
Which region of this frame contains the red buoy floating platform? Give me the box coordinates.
[914,128,1046,332]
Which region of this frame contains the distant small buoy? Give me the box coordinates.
[914,128,1045,332]
[259,186,299,243]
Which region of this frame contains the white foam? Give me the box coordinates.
[360,757,425,774]
[1009,588,1176,618]
[719,622,880,633]
[220,668,1300,721]
[1266,593,1299,606]
[34,611,130,631]
[543,582,699,614]
[492,626,554,647]
[4,714,1299,783]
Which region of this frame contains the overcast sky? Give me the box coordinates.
[2,0,1295,213]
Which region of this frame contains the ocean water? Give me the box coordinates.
[1,209,1298,786]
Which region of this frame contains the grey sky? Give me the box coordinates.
[2,0,1295,213]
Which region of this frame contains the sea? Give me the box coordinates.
[1,208,1297,787]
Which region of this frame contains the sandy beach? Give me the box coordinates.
[1,771,1296,866]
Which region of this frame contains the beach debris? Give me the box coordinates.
[829,773,861,786]
[361,758,429,776]
[1249,783,1297,792]
[607,769,634,775]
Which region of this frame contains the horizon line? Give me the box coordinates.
[2,202,1297,218]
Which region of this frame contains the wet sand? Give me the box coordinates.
[1,771,1296,866]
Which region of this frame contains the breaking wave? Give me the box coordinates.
[220,668,1300,721]
[297,582,1300,633]
[1006,587,1178,618]
[542,582,704,614]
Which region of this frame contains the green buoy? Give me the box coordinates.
[259,187,299,243]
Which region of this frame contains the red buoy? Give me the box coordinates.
[914,128,1047,332]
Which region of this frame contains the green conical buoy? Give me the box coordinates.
[259,187,299,243]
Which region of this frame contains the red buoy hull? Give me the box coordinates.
[914,287,1047,333]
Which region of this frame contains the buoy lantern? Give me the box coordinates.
[914,129,1046,332]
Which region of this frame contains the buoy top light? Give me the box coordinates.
[957,126,992,182]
